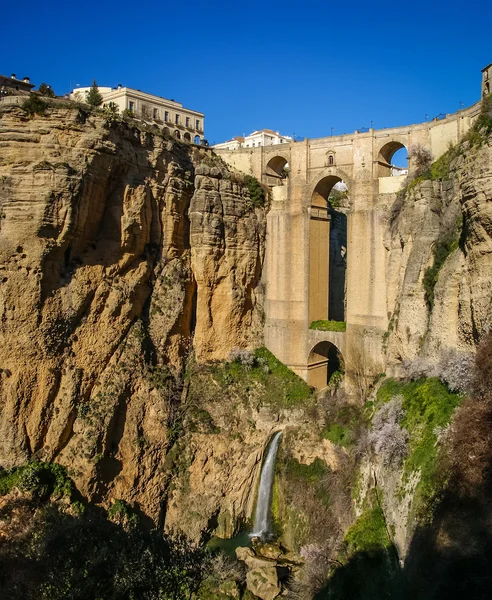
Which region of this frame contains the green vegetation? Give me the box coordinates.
[22,95,48,116]
[345,503,391,555]
[86,80,103,107]
[321,404,367,449]
[284,457,330,485]
[190,347,312,410]
[37,82,55,98]
[0,461,73,499]
[309,319,346,332]
[377,377,461,520]
[244,175,266,208]
[327,188,349,208]
[322,422,352,447]
[423,217,462,307]
[466,93,492,147]
[0,462,211,600]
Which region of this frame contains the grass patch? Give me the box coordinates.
[309,320,346,332]
[195,347,313,410]
[345,503,391,556]
[377,377,461,520]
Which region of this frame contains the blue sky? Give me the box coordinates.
[4,0,491,145]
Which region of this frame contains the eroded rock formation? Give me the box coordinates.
[0,105,265,521]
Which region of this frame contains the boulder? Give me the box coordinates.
[246,566,280,600]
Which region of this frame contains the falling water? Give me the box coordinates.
[251,431,282,538]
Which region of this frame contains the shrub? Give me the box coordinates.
[438,348,474,393]
[369,395,408,466]
[22,95,48,116]
[37,83,55,98]
[228,347,256,369]
[244,175,266,208]
[0,462,74,500]
[408,144,433,177]
[102,101,119,123]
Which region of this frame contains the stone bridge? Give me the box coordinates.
[217,102,482,388]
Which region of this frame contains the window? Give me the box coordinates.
[196,119,200,130]
[129,101,134,112]
[280,139,283,143]
[329,155,334,165]
[153,108,158,119]
[175,114,180,125]
[164,111,169,122]
[186,116,190,127]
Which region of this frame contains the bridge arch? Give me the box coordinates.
[309,172,349,324]
[263,154,290,186]
[377,140,408,177]
[307,341,343,389]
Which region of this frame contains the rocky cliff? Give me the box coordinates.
[383,130,492,372]
[0,104,265,522]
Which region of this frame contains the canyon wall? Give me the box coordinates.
[0,105,265,522]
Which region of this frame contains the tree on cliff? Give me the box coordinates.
[37,83,55,98]
[86,80,103,107]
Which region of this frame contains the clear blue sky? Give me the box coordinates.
[4,0,491,145]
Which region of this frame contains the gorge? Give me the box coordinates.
[0,91,492,599]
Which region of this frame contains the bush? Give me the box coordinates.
[408,144,433,178]
[369,395,408,466]
[37,83,55,98]
[22,95,48,116]
[228,347,256,369]
[0,462,73,499]
[244,175,266,208]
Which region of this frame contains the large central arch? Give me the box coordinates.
[309,174,348,324]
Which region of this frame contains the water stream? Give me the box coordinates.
[251,431,282,539]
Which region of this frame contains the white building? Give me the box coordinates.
[70,84,205,143]
[214,129,292,150]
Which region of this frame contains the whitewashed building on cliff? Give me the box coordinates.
[70,84,205,143]
[214,129,292,150]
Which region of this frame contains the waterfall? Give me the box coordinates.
[251,431,282,538]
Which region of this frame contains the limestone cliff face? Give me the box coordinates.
[383,138,492,371]
[0,105,265,521]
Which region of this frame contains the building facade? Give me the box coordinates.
[71,84,205,143]
[482,63,492,98]
[0,74,34,97]
[214,129,292,150]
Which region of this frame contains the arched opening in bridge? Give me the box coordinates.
[163,127,170,136]
[264,156,289,186]
[183,132,191,142]
[194,135,201,144]
[378,142,408,177]
[309,176,348,325]
[307,341,343,389]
